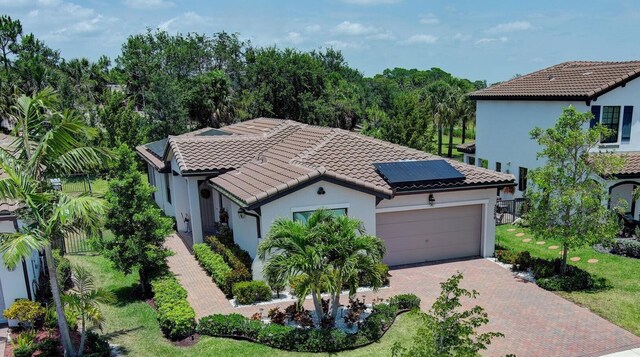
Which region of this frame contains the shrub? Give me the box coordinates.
[611,239,640,258]
[233,281,272,305]
[36,338,60,356]
[537,268,594,291]
[197,293,412,352]
[3,299,46,329]
[13,346,36,357]
[193,243,233,292]
[53,249,72,289]
[205,236,253,295]
[151,276,196,340]
[84,331,111,357]
[388,294,421,310]
[495,249,519,265]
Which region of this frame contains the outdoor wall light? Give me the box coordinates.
[317,187,326,195]
[428,193,435,205]
[238,209,246,219]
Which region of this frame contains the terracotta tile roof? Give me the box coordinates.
[203,120,515,207]
[601,152,640,177]
[470,61,640,100]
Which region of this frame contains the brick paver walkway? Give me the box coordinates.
[165,234,640,357]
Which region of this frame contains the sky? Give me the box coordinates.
[2,0,640,83]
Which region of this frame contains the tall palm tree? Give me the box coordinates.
[258,209,334,323]
[0,88,110,357]
[63,266,115,355]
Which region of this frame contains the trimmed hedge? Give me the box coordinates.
[197,293,420,352]
[193,243,233,294]
[495,249,595,291]
[151,276,197,340]
[232,281,272,305]
[53,249,72,290]
[205,236,252,294]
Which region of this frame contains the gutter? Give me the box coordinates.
[394,182,516,196]
[238,208,262,239]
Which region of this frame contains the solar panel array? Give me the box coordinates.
[373,160,466,185]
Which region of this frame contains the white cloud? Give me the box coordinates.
[123,0,174,9]
[333,21,377,36]
[485,21,532,34]
[342,0,401,4]
[419,14,439,25]
[401,34,438,45]
[158,12,209,32]
[324,40,365,49]
[305,24,321,33]
[475,37,508,45]
[452,33,470,41]
[367,31,395,40]
[285,31,303,44]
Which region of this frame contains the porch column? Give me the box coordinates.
[187,178,203,245]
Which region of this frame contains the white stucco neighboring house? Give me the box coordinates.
[469,61,640,217]
[137,118,515,280]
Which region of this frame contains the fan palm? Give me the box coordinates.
[0,88,110,357]
[63,266,115,354]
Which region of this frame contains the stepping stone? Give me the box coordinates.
[548,245,559,250]
[515,233,525,237]
[536,241,546,245]
[522,238,532,242]
[570,257,581,262]
[587,259,599,264]
[507,228,516,232]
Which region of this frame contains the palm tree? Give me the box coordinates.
[63,266,115,355]
[0,88,110,357]
[258,209,386,324]
[318,215,386,319]
[258,209,334,323]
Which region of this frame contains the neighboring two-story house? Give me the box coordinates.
[469,60,640,218]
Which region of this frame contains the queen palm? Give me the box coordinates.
[0,88,109,357]
[258,209,386,324]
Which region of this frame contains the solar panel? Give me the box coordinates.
[373,160,465,185]
[196,129,232,136]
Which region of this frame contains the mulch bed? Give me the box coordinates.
[172,333,200,347]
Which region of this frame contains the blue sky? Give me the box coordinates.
[2,0,640,83]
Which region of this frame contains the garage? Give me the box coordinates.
[376,204,483,266]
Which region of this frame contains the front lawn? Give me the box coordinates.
[67,254,422,357]
[496,225,640,335]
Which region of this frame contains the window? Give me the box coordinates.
[496,162,502,172]
[165,174,172,204]
[518,167,528,192]
[293,208,347,223]
[479,158,488,169]
[601,106,621,143]
[467,156,476,165]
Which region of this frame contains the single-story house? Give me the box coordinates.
[137,118,515,280]
[0,133,42,325]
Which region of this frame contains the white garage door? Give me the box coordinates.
[376,205,483,266]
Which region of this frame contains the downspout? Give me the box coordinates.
[238,208,262,239]
[21,259,32,301]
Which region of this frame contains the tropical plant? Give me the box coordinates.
[63,265,115,355]
[3,299,45,330]
[258,208,385,325]
[0,88,109,357]
[527,106,624,274]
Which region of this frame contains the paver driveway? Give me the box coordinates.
[165,234,640,357]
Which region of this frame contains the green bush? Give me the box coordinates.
[611,239,640,258]
[151,276,196,340]
[536,268,594,291]
[388,294,420,310]
[495,249,519,265]
[193,243,233,293]
[205,236,253,294]
[3,299,46,328]
[36,338,60,356]
[197,293,412,352]
[53,249,72,289]
[13,346,36,357]
[84,331,111,357]
[232,281,272,305]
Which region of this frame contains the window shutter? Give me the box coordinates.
[622,106,633,142]
[590,105,601,128]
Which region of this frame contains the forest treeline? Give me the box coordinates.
[0,14,486,157]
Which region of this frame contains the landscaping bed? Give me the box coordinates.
[197,294,420,353]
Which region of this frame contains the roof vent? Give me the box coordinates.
[255,155,266,164]
[548,75,555,81]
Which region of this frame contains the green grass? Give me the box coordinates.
[67,254,422,357]
[61,176,109,197]
[431,135,466,161]
[496,225,640,336]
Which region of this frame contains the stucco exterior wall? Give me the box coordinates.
[376,188,498,258]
